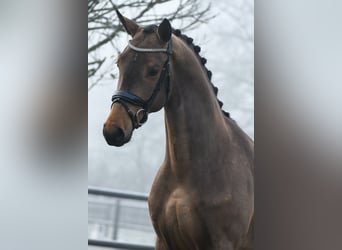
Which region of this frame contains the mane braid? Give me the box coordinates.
[172,29,230,118]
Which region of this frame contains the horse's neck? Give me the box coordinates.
[163,37,230,178]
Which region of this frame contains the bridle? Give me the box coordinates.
[111,38,172,129]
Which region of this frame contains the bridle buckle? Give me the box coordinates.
[136,108,148,126]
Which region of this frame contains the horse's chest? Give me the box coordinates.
[150,188,203,248]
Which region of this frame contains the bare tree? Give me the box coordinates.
[88,0,214,90]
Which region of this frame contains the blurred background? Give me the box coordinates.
[0,1,87,250]
[88,0,253,247]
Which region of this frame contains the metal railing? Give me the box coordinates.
[88,186,155,250]
[88,239,154,250]
[88,186,149,201]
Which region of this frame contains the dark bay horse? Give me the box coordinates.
[103,11,254,250]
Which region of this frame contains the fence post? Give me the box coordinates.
[88,186,155,249]
[112,199,121,240]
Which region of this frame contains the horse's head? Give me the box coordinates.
[103,11,172,146]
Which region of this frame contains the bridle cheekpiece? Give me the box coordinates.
[111,38,172,129]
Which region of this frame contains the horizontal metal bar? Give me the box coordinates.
[88,239,154,250]
[88,186,149,201]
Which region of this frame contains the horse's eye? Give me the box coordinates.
[148,68,159,77]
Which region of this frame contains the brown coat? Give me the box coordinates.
[103,12,254,250]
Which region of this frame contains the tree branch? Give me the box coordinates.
[88,0,214,90]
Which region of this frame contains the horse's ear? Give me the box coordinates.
[158,19,172,43]
[116,10,139,36]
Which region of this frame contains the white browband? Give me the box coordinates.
[128,40,168,53]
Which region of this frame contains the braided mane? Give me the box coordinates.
[142,25,230,118]
[172,29,230,118]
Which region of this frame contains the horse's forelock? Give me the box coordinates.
[143,25,158,33]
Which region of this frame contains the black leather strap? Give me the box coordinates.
[111,38,172,129]
[144,58,169,111]
[112,90,147,109]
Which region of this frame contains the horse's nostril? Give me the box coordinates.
[114,126,124,139]
[103,125,126,146]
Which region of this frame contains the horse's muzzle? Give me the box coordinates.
[103,124,130,147]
